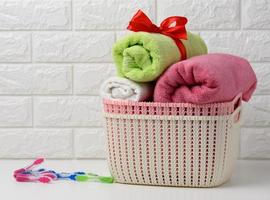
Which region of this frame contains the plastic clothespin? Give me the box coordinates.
[20,169,84,181]
[54,172,86,181]
[75,173,114,183]
[13,158,57,183]
[14,158,44,178]
[15,173,53,183]
[22,169,58,180]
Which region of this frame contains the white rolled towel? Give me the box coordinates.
[100,77,153,101]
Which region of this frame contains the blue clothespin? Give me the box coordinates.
[54,172,86,181]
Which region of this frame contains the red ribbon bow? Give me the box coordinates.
[127,10,188,60]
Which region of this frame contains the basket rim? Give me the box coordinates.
[103,93,242,108]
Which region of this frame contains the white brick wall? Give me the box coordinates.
[158,0,240,30]
[0,33,31,62]
[0,0,269,159]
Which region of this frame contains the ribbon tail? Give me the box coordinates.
[173,39,187,60]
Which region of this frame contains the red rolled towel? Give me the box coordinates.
[154,53,257,104]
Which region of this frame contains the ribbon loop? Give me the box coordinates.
[127,10,188,60]
[127,10,160,33]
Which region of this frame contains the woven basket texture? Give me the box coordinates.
[103,95,242,187]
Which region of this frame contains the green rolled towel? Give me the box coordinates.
[113,31,208,82]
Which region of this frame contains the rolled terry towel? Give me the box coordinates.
[100,77,153,101]
[154,53,257,104]
[113,31,207,82]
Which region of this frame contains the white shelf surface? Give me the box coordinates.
[2,160,270,200]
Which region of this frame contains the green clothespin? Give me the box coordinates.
[75,173,114,183]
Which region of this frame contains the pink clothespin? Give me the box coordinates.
[14,158,44,178]
[15,173,52,183]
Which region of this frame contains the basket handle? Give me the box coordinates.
[232,93,242,110]
[232,100,242,124]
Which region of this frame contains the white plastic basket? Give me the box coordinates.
[103,96,242,187]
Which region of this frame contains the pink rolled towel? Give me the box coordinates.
[154,53,257,104]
